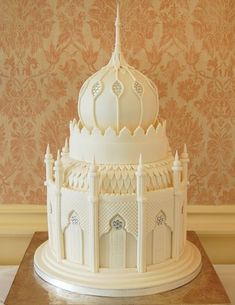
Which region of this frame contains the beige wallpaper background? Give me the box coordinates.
[0,0,234,205]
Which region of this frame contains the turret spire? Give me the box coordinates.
[62,138,69,154]
[139,153,143,167]
[46,144,50,155]
[114,1,121,55]
[181,144,189,183]
[175,150,179,161]
[109,1,127,68]
[44,144,53,184]
[57,150,60,161]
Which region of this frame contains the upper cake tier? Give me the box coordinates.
[78,5,159,133]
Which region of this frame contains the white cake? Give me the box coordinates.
[34,4,202,297]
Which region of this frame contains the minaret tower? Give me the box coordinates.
[88,157,99,272]
[54,150,64,261]
[181,144,189,245]
[172,151,183,258]
[181,144,189,184]
[136,154,147,272]
[44,145,54,250]
[44,144,53,185]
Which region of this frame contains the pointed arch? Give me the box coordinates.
[147,210,172,265]
[153,210,172,263]
[64,211,83,264]
[100,214,136,268]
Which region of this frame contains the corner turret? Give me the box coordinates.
[181,144,189,183]
[44,144,54,185]
[172,151,182,190]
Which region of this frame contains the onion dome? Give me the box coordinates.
[78,3,159,133]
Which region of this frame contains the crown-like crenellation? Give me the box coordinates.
[69,120,170,164]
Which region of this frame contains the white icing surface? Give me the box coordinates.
[69,120,170,164]
[62,156,173,194]
[34,3,201,297]
[78,4,159,133]
[78,63,159,133]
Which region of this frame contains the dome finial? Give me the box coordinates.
[114,1,121,55]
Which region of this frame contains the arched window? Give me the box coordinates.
[64,211,83,264]
[147,210,172,265]
[100,214,136,268]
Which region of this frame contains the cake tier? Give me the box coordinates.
[62,156,173,194]
[69,120,170,164]
[34,240,201,297]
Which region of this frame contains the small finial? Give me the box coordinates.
[172,150,182,171]
[114,0,121,55]
[57,150,60,161]
[46,144,50,155]
[175,150,179,161]
[139,153,142,166]
[181,143,189,161]
[62,138,69,153]
[65,137,68,149]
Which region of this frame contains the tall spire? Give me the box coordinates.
[108,0,128,67]
[114,1,121,55]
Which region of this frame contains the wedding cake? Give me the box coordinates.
[34,4,202,297]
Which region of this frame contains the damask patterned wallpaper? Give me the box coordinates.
[0,0,234,205]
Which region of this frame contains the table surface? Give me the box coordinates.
[2,265,235,305]
[2,232,231,305]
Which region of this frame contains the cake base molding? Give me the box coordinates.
[5,232,230,305]
[34,240,201,297]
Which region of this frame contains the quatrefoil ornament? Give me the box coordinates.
[112,219,123,230]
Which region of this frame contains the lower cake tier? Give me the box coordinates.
[34,240,202,297]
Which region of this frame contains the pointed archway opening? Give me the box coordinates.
[147,210,172,265]
[64,211,83,264]
[100,214,136,268]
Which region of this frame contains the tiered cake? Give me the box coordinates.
[34,4,202,297]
